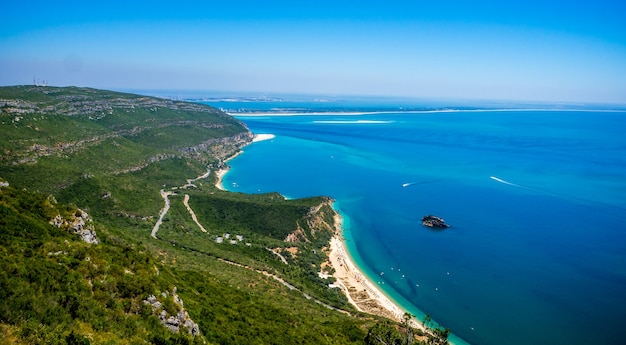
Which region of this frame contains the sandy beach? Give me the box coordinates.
[328,212,426,332]
[214,150,243,190]
[214,168,229,190]
[252,133,275,142]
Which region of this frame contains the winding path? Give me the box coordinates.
[217,258,349,315]
[150,166,349,316]
[151,190,174,239]
[267,248,289,265]
[183,194,208,233]
[151,168,212,238]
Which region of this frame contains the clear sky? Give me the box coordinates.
[2,0,625,103]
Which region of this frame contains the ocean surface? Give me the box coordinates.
[204,103,626,345]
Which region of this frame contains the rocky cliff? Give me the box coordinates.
[285,197,337,243]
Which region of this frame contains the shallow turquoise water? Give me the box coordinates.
[220,111,626,345]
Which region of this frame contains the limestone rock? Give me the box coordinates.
[142,288,200,336]
[49,208,99,244]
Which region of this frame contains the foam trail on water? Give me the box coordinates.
[490,176,626,212]
[402,179,443,189]
[490,176,545,194]
[490,176,520,187]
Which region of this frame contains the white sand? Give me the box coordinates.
[329,213,426,331]
[252,133,275,142]
[214,168,229,191]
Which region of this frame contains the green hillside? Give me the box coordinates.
[0,85,249,212]
[0,86,438,344]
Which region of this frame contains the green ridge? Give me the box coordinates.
[0,86,443,345]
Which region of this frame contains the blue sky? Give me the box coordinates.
[2,0,625,103]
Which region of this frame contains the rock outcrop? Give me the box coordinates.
[50,209,99,244]
[284,197,337,243]
[421,215,450,229]
[143,288,200,336]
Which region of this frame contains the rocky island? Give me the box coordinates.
[422,215,450,229]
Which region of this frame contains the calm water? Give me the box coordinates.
[216,109,626,345]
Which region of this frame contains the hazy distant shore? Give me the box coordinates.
[227,108,626,117]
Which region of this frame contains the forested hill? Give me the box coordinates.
[0,86,434,344]
[0,85,251,197]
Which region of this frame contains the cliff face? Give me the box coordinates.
[203,131,254,166]
[285,197,337,243]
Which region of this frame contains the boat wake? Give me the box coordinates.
[489,176,521,187]
[490,176,626,212]
[490,176,549,194]
[402,179,442,188]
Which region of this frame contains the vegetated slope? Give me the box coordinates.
[0,86,431,345]
[0,85,251,216]
[0,185,203,344]
[0,185,368,344]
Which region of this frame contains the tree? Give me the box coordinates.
[422,314,432,329]
[403,312,414,345]
[429,327,450,345]
[365,321,405,345]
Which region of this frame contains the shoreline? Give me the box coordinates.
[216,133,427,330]
[252,133,275,142]
[214,133,275,190]
[214,151,242,191]
[328,209,427,333]
[214,132,460,343]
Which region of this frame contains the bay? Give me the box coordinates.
[215,109,626,345]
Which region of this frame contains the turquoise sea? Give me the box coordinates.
[207,104,626,345]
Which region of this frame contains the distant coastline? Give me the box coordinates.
[228,108,626,117]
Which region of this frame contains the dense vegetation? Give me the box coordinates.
[0,86,443,344]
[0,186,199,344]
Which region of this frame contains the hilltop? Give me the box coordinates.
[0,86,440,344]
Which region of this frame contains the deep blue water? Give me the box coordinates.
[215,110,626,345]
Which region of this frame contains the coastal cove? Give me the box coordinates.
[212,108,626,345]
[218,150,434,337]
[215,136,442,342]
